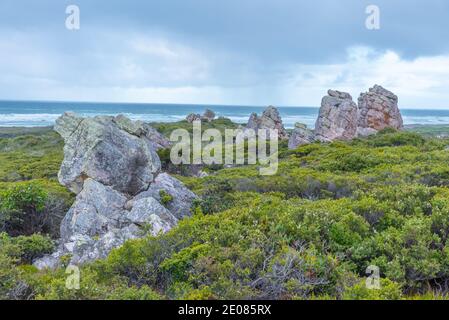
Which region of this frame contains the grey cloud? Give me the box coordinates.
[0,0,448,106]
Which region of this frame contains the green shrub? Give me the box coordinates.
[343,279,402,300]
[13,234,54,264]
[0,180,72,237]
[159,190,173,206]
[0,182,48,236]
[2,126,449,300]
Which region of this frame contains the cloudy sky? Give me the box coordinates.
[0,0,449,108]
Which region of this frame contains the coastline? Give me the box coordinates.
[3,100,449,129]
[2,122,449,138]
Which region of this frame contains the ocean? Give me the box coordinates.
[1,100,449,129]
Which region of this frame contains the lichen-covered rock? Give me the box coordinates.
[70,225,141,265]
[314,90,358,141]
[33,251,63,270]
[55,112,161,195]
[143,124,172,150]
[126,197,177,233]
[201,109,216,122]
[288,123,315,149]
[357,85,403,135]
[34,114,198,269]
[245,106,288,140]
[130,173,197,220]
[113,114,171,150]
[60,178,127,241]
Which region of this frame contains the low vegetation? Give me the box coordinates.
[2,124,449,300]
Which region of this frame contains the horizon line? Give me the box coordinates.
[0,98,449,111]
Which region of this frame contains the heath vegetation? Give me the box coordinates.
[2,125,449,300]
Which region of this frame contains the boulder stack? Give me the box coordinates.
[287,85,404,149]
[34,113,197,269]
[245,106,289,140]
[314,90,358,142]
[186,113,201,123]
[357,85,403,136]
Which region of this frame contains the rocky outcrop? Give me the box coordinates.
[113,115,171,151]
[59,178,128,242]
[127,173,197,220]
[245,106,289,140]
[201,109,216,122]
[35,113,197,269]
[357,85,403,136]
[288,123,315,149]
[186,110,216,123]
[186,113,201,123]
[246,113,259,130]
[55,113,163,195]
[314,90,358,142]
[292,85,403,144]
[125,197,177,232]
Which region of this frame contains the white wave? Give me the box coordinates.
[0,113,60,122]
[402,116,449,125]
[2,112,449,129]
[0,113,60,127]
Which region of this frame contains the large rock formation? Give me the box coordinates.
[127,173,197,220]
[245,106,289,140]
[288,123,315,149]
[314,90,358,141]
[55,113,169,195]
[186,113,201,123]
[357,85,403,136]
[186,109,216,123]
[113,115,171,151]
[201,109,216,122]
[290,85,404,145]
[34,113,197,269]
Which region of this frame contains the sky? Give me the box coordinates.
[0,0,449,108]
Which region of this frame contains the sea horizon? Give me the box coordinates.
[2,99,449,129]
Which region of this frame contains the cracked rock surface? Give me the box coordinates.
[314,90,358,142]
[357,85,403,136]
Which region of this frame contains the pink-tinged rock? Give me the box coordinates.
[357,85,403,135]
[315,90,358,141]
[245,106,289,140]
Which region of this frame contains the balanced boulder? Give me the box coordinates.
[314,90,358,141]
[55,113,162,196]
